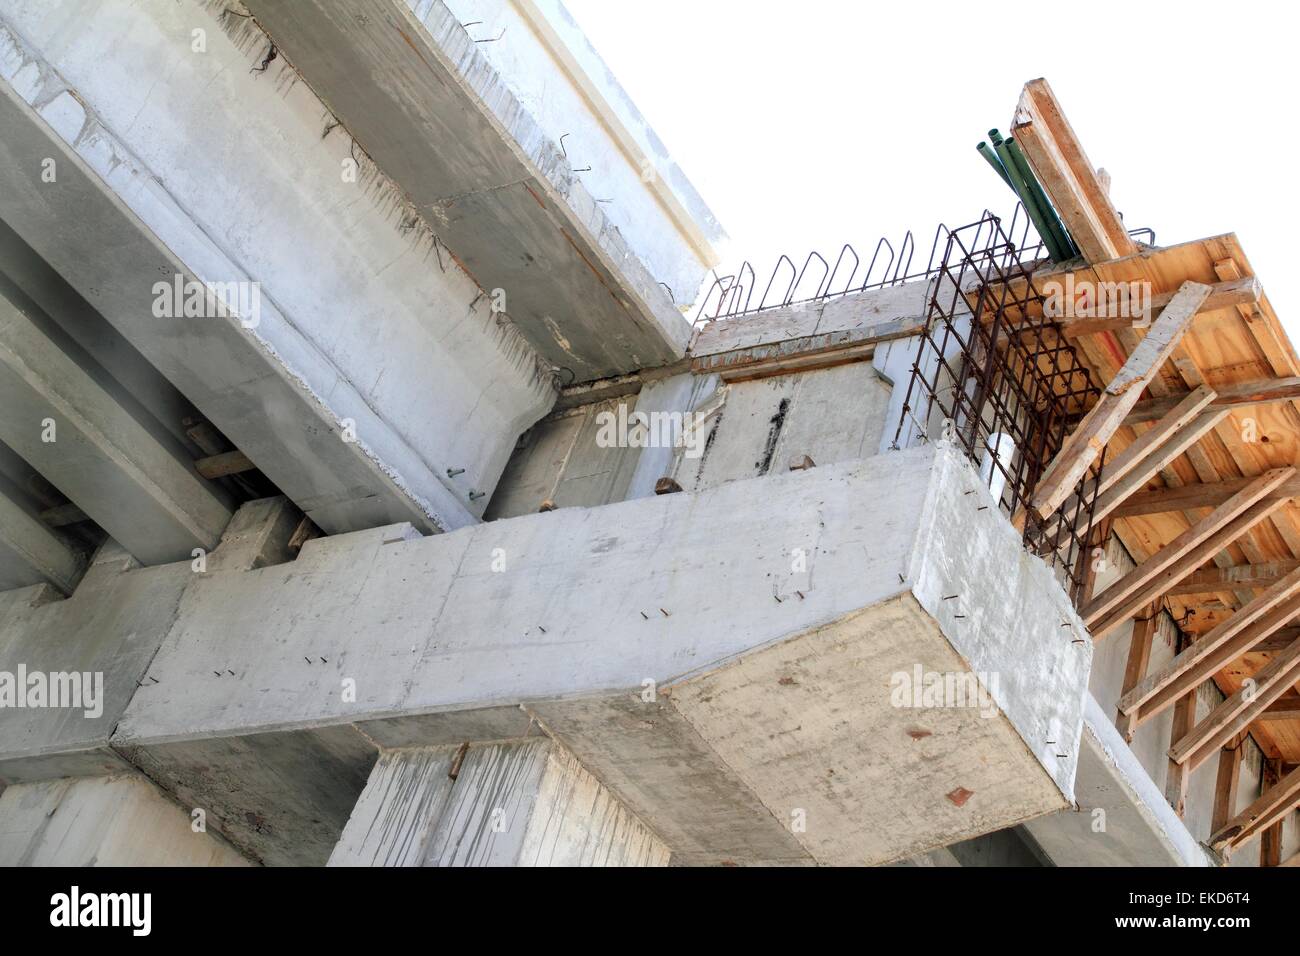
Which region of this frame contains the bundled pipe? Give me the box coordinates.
[978,129,1078,263]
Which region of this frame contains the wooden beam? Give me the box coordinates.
[1116,604,1159,741]
[1080,468,1294,637]
[1122,594,1300,732]
[1170,634,1300,771]
[1126,375,1300,427]
[1011,79,1136,263]
[38,502,90,527]
[1088,409,1228,527]
[1166,689,1197,817]
[1262,758,1284,867]
[1113,473,1300,519]
[1057,276,1262,339]
[1166,559,1300,597]
[1211,735,1244,834]
[1093,387,1217,498]
[1211,762,1300,852]
[195,450,256,480]
[1118,564,1300,721]
[1040,398,1223,540]
[1030,281,1211,519]
[1259,695,1300,721]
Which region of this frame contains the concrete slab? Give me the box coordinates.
[1025,694,1214,866]
[243,0,698,381]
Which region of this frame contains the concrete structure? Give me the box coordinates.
[0,2,1294,869]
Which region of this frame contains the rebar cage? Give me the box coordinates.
[891,212,1106,604]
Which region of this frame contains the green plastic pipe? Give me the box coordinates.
[1004,137,1080,259]
[977,141,1014,190]
[993,137,1069,262]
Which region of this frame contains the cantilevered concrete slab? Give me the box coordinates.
[243,0,699,381]
[1025,695,1215,866]
[56,443,1087,865]
[0,2,556,532]
[0,270,232,566]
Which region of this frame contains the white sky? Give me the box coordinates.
[565,0,1299,331]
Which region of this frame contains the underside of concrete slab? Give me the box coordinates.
[242,0,697,381]
[0,1,558,533]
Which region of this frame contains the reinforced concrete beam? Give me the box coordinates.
[0,269,232,566]
[0,464,83,593]
[242,0,697,382]
[91,444,1089,865]
[0,2,556,533]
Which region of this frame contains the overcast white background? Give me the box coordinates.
[565,0,1298,330]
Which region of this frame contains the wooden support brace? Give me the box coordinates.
[1080,468,1294,637]
[1211,762,1300,852]
[1115,604,1159,742]
[1011,79,1136,263]
[1118,564,1300,724]
[1126,375,1300,427]
[1165,689,1197,817]
[1169,634,1300,772]
[1262,758,1284,867]
[196,449,256,480]
[1056,276,1261,339]
[1030,281,1210,520]
[1211,735,1244,835]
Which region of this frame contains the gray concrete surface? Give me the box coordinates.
[0,772,252,866]
[0,1,556,533]
[329,739,670,867]
[244,0,700,381]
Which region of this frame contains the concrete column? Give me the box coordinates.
[0,772,251,866]
[329,739,670,867]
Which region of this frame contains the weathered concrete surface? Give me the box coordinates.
[0,445,84,592]
[329,739,669,867]
[0,1,556,532]
[691,280,930,366]
[0,772,251,866]
[440,0,724,299]
[487,360,890,518]
[89,443,1087,865]
[0,266,232,566]
[116,725,377,867]
[1025,694,1215,867]
[243,0,696,381]
[0,542,191,785]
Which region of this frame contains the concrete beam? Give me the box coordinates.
[0,2,556,533]
[0,269,232,565]
[101,446,1084,864]
[0,446,1091,865]
[0,463,83,593]
[243,0,696,381]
